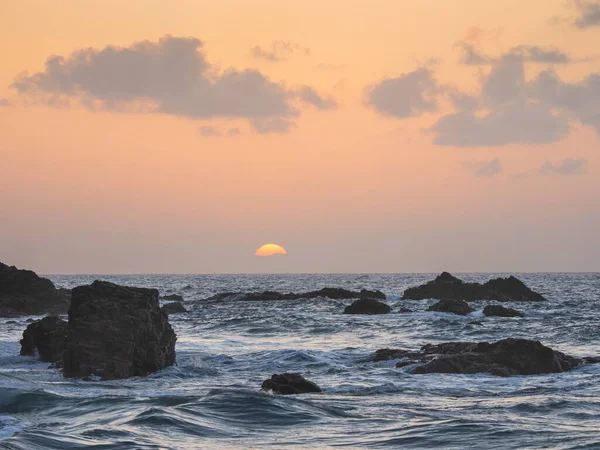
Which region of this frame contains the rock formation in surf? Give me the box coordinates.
[343,297,391,314]
[402,272,545,302]
[261,373,322,395]
[20,315,68,362]
[161,294,184,301]
[161,301,188,314]
[204,287,386,302]
[0,262,71,317]
[63,281,176,380]
[483,304,523,317]
[427,298,474,315]
[372,338,592,376]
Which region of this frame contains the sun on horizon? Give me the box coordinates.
[255,244,288,257]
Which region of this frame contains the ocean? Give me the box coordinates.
[1,273,599,449]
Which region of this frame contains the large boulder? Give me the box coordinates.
[373,338,589,376]
[0,262,70,316]
[344,297,391,315]
[427,298,474,315]
[261,373,322,395]
[20,316,67,362]
[483,304,523,317]
[161,301,188,314]
[63,281,176,380]
[402,272,545,302]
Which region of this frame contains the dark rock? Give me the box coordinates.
[63,281,176,380]
[398,307,412,313]
[161,301,188,314]
[344,298,391,315]
[6,320,16,324]
[261,373,322,395]
[25,318,35,323]
[427,298,474,315]
[402,272,546,302]
[20,316,67,362]
[469,320,484,326]
[0,262,71,317]
[204,287,387,302]
[483,304,523,318]
[372,348,414,362]
[583,357,600,364]
[161,294,183,301]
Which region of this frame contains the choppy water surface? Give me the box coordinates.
[1,273,599,449]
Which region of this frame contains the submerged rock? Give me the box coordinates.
[483,304,523,317]
[63,281,177,380]
[402,272,545,302]
[0,262,71,317]
[344,298,391,315]
[261,373,322,395]
[161,301,188,314]
[204,287,386,302]
[20,316,67,362]
[373,338,590,376]
[161,294,184,301]
[427,298,474,315]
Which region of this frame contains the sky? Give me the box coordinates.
[0,0,599,274]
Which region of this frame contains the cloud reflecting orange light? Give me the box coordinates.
[255,244,288,256]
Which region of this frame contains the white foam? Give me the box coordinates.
[0,415,26,440]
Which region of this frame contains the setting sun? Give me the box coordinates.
[255,244,288,257]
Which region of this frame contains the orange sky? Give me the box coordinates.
[1,0,599,273]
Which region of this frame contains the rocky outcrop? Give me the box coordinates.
[427,298,474,315]
[20,316,67,362]
[372,338,591,376]
[343,298,391,315]
[0,262,71,317]
[483,304,523,317]
[204,287,386,302]
[261,373,322,395]
[402,272,545,302]
[63,281,176,380]
[161,301,188,314]
[161,294,184,301]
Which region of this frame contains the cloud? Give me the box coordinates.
[251,41,310,62]
[457,43,571,65]
[227,127,241,136]
[11,35,333,133]
[574,1,600,28]
[428,55,599,146]
[199,126,222,137]
[0,98,12,107]
[367,68,441,118]
[538,158,588,175]
[464,158,502,177]
[296,86,337,110]
[250,117,294,134]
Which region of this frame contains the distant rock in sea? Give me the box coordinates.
[161,301,188,314]
[63,281,176,380]
[343,297,391,314]
[0,262,71,317]
[261,373,322,395]
[20,315,67,362]
[427,298,474,315]
[203,287,386,302]
[483,304,523,317]
[372,338,594,376]
[161,294,184,301]
[402,272,546,302]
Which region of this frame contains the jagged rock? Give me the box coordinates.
[373,338,589,376]
[204,287,386,302]
[427,298,474,315]
[161,301,188,314]
[161,294,184,301]
[63,281,176,380]
[261,373,322,395]
[483,304,523,317]
[343,298,391,315]
[20,316,67,362]
[0,262,71,317]
[402,272,545,302]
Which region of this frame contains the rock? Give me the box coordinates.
[161,294,183,301]
[25,318,35,323]
[6,320,17,324]
[63,281,176,380]
[402,272,545,302]
[397,307,412,313]
[343,298,391,315]
[427,298,474,315]
[261,373,322,395]
[374,338,586,376]
[469,320,484,326]
[161,301,188,314]
[204,287,386,302]
[372,348,416,362]
[0,262,71,317]
[483,304,523,318]
[20,316,67,362]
